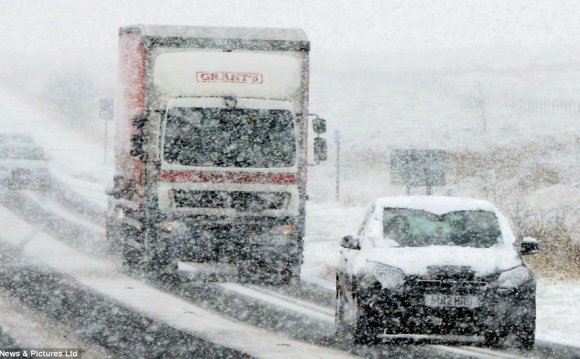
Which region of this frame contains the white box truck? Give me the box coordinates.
[106,25,326,283]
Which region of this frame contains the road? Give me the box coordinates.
[0,182,578,358]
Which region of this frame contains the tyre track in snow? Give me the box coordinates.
[0,190,107,255]
[0,249,252,358]
[4,189,580,358]
[0,201,251,357]
[48,174,106,227]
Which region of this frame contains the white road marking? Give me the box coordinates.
[432,345,502,359]
[23,190,105,235]
[219,283,334,322]
[462,346,531,359]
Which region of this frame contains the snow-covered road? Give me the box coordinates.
[1,188,579,358]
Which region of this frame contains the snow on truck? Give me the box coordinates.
[106,25,327,283]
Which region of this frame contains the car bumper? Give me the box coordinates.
[156,216,303,263]
[357,281,536,336]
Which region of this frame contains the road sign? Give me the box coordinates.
[390,149,446,191]
[99,98,113,121]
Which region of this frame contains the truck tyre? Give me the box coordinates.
[277,262,301,286]
[105,221,122,255]
[237,260,256,284]
[121,242,142,271]
[484,329,504,348]
[146,237,180,284]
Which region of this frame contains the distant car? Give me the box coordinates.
[0,133,35,146]
[336,196,539,349]
[0,145,51,191]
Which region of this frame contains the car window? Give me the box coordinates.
[376,208,503,248]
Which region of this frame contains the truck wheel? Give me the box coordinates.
[105,221,122,255]
[484,329,505,348]
[146,240,180,284]
[277,262,301,286]
[152,262,180,285]
[237,260,257,284]
[121,243,142,271]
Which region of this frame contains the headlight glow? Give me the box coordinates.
[497,266,532,288]
[281,224,295,236]
[161,220,174,233]
[373,264,406,289]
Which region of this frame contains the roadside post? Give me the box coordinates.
[335,129,340,201]
[99,98,114,164]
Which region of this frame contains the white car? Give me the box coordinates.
[0,145,51,191]
[336,196,538,348]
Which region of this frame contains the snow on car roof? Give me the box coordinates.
[373,196,498,215]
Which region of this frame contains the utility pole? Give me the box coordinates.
[335,129,340,201]
[99,98,113,164]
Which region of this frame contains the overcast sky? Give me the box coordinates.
[2,0,580,56]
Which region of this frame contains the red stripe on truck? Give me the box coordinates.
[160,171,298,184]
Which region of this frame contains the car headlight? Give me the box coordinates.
[269,224,295,236]
[496,266,532,288]
[160,220,187,235]
[280,224,295,236]
[161,220,174,233]
[372,263,406,289]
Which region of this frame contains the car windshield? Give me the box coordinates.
[377,208,502,248]
[0,146,46,160]
[163,107,296,168]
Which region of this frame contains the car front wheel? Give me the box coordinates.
[335,282,349,338]
[515,303,536,350]
[352,294,378,345]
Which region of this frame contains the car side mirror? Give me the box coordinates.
[340,235,360,250]
[520,237,540,255]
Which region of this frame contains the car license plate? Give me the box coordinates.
[424,294,480,308]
